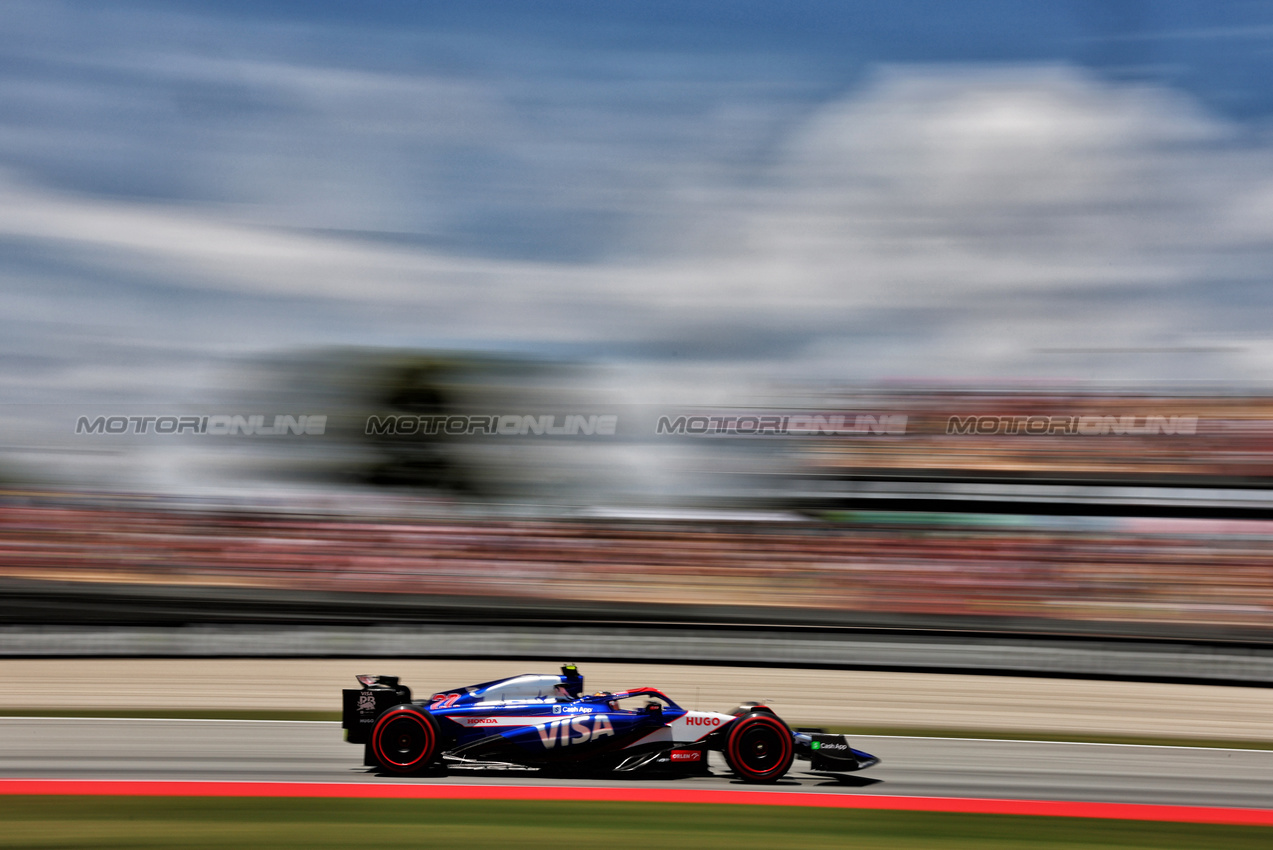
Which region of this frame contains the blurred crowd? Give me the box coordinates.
[3,495,1271,638]
[793,390,1273,482]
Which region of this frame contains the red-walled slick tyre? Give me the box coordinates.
[371,707,440,774]
[723,712,794,783]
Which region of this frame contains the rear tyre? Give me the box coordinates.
[371,707,440,774]
[723,712,794,783]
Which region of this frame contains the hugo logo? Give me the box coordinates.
[685,715,721,727]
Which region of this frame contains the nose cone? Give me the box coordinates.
[851,747,880,769]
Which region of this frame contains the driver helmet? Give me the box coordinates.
[556,664,584,699]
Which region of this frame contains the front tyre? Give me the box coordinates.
[723,712,795,783]
[371,707,440,774]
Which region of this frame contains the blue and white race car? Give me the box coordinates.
[342,665,878,782]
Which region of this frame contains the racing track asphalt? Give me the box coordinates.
[2,718,1272,810]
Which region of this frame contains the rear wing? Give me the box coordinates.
[342,675,412,744]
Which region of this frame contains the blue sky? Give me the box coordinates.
[5,0,1273,426]
[10,1,1273,260]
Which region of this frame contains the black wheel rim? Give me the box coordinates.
[736,722,783,773]
[379,715,428,766]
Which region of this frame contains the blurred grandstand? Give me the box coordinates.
[774,387,1273,517]
[2,492,1272,642]
[4,352,1273,646]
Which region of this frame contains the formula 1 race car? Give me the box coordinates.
[342,664,878,782]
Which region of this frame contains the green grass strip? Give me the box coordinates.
[0,798,1268,849]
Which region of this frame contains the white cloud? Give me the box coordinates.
[5,63,1273,408]
[734,68,1249,300]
